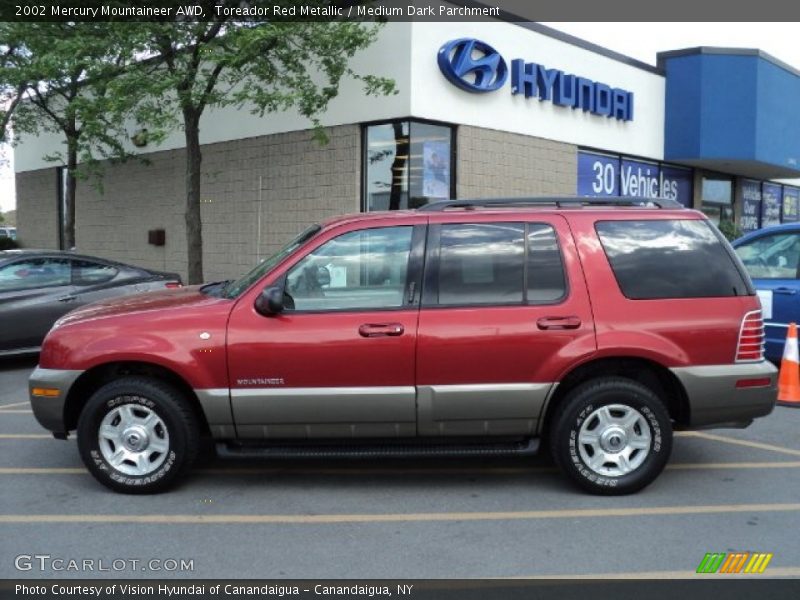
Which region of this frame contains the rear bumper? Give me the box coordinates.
[29,367,83,437]
[671,362,778,429]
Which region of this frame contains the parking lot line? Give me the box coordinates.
[666,460,800,470]
[682,431,800,457]
[1,502,800,524]
[1,461,800,476]
[0,410,33,414]
[0,434,51,439]
[0,468,85,474]
[0,401,30,409]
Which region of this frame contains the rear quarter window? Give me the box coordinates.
[595,219,750,299]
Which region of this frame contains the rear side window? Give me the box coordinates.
[431,222,567,306]
[72,260,119,286]
[595,220,749,299]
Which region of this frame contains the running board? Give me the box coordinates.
[217,438,539,459]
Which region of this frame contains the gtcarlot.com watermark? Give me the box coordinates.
[14,554,194,573]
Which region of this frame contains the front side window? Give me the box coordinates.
[735,233,800,280]
[596,219,750,299]
[285,226,413,311]
[0,258,71,292]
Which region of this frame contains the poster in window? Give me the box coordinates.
[782,187,799,223]
[762,183,782,227]
[740,179,762,232]
[422,142,450,199]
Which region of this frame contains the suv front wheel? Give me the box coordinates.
[77,377,200,494]
[549,377,673,495]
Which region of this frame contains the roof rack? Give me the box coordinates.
[419,196,684,211]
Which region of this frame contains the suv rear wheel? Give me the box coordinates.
[77,377,200,494]
[549,377,673,495]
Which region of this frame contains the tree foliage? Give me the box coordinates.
[118,16,395,283]
[1,13,394,282]
[0,22,147,248]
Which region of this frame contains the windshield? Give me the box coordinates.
[222,225,321,298]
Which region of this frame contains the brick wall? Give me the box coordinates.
[457,126,577,198]
[16,126,360,282]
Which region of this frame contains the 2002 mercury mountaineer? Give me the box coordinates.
[29,197,777,494]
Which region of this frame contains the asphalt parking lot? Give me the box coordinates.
[1,357,800,580]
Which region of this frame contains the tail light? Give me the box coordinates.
[736,310,765,362]
[165,281,183,289]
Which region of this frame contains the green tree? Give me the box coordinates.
[0,22,147,249]
[121,16,395,283]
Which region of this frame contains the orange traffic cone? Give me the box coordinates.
[778,322,800,407]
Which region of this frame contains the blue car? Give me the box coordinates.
[732,223,800,363]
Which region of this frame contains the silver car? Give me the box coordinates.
[0,250,181,356]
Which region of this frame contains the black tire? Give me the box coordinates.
[549,377,672,495]
[77,376,200,494]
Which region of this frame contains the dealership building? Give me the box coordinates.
[14,20,800,281]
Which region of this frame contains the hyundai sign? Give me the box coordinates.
[438,38,634,121]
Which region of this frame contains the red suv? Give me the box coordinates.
[29,197,777,495]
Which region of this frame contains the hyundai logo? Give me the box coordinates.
[437,38,507,93]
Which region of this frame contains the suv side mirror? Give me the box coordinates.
[254,286,284,316]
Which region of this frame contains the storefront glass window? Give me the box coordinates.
[364,120,453,211]
[701,176,733,225]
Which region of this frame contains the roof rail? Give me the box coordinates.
[419,196,684,211]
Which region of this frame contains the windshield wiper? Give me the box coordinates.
[199,279,233,297]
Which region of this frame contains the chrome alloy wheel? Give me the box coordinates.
[577,404,652,477]
[98,403,170,476]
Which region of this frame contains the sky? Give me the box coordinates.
[539,22,800,68]
[3,22,800,214]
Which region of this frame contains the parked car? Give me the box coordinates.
[732,223,800,363]
[0,226,16,240]
[1,250,181,356]
[29,198,776,495]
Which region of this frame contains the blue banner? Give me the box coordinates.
[782,187,799,223]
[578,151,693,207]
[762,183,782,227]
[660,165,693,208]
[740,179,762,233]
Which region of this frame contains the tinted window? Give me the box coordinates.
[285,226,413,311]
[72,260,119,286]
[596,220,749,299]
[437,223,525,305]
[735,232,800,280]
[0,258,71,292]
[527,224,567,303]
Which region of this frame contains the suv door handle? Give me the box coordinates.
[359,323,404,337]
[537,316,581,330]
[773,287,797,295]
[57,294,77,303]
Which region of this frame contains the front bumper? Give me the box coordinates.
[29,367,84,437]
[671,361,778,428]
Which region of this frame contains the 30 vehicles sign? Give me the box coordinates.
[577,151,692,206]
